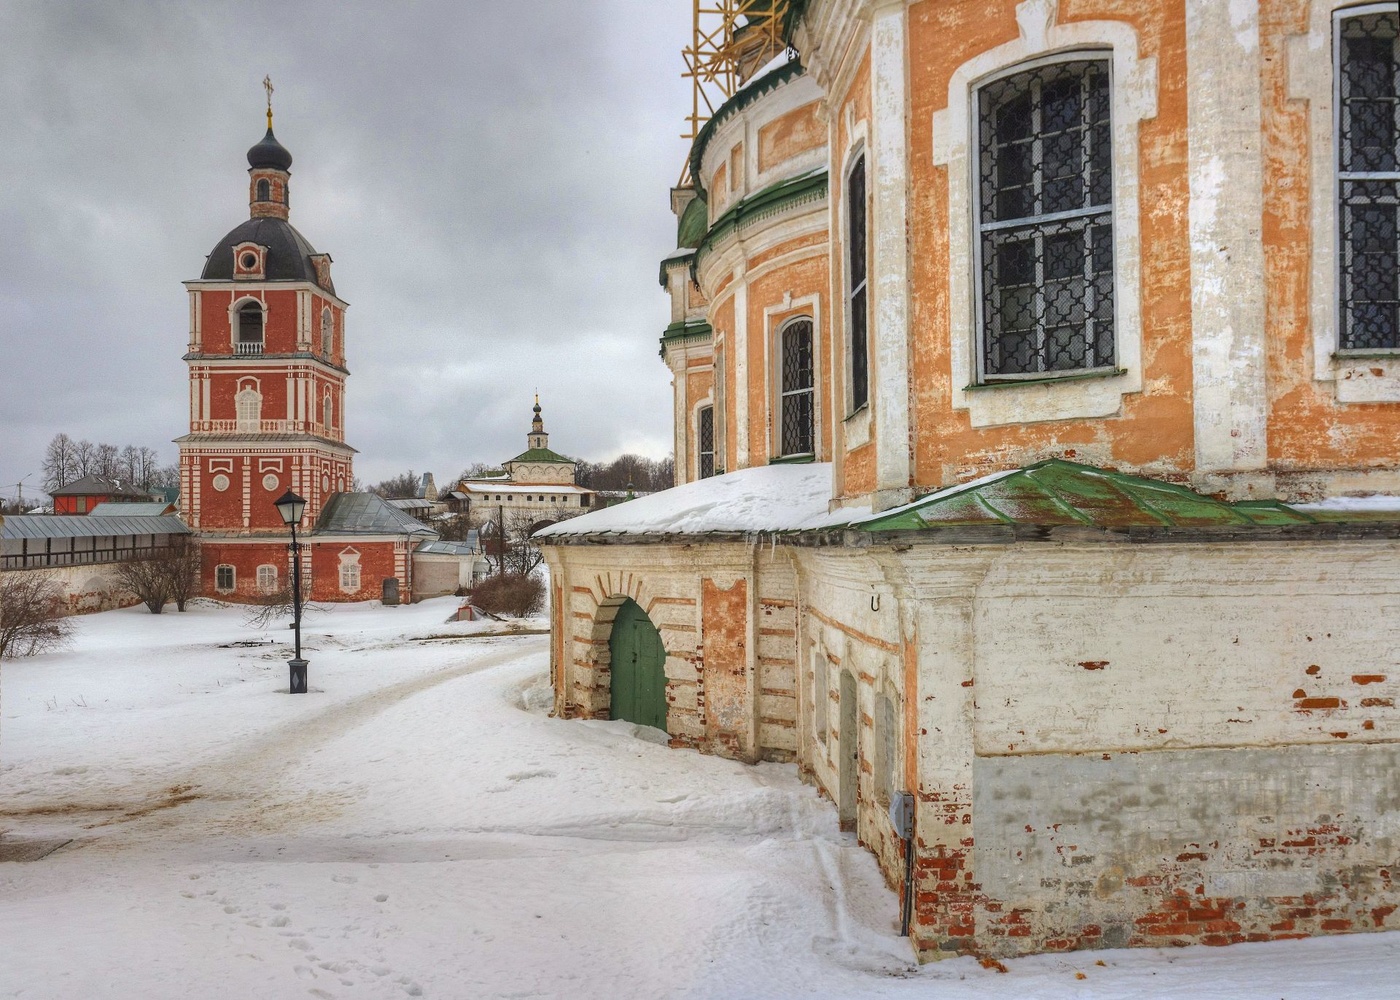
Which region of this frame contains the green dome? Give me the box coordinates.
[677,195,708,249]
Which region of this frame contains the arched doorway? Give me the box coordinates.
[608,598,668,731]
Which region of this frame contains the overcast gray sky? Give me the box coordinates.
[0,1,692,503]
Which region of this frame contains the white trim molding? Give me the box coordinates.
[931,0,1157,429]
[1289,0,1400,403]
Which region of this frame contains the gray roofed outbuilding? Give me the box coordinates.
[88,502,176,517]
[50,474,152,499]
[2,514,192,540]
[314,493,437,537]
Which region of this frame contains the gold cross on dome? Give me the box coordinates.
[263,75,274,127]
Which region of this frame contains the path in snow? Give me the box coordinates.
[4,600,1400,999]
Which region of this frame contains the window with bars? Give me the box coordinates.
[698,405,715,479]
[847,155,869,411]
[780,319,815,456]
[1338,8,1399,351]
[977,58,1115,379]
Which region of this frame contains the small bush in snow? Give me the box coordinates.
[0,572,76,658]
[471,573,544,618]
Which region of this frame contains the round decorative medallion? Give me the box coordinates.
[262,473,279,492]
[322,474,331,492]
[212,473,230,492]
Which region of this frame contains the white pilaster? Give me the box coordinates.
[870,1,912,508]
[734,273,751,468]
[1187,0,1269,474]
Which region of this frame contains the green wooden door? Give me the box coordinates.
[609,599,668,731]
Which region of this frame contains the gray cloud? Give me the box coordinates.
[0,1,690,500]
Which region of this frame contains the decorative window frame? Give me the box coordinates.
[320,306,334,357]
[693,397,717,480]
[229,295,267,353]
[932,0,1157,427]
[338,548,361,594]
[215,564,236,593]
[235,377,262,432]
[1290,0,1400,402]
[839,127,873,448]
[764,298,822,461]
[256,564,278,594]
[231,242,267,280]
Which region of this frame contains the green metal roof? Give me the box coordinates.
[858,460,1399,533]
[688,58,806,202]
[677,195,708,249]
[505,447,575,466]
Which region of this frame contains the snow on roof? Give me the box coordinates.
[459,482,591,496]
[3,514,192,540]
[535,463,863,539]
[1293,495,1400,513]
[88,502,175,517]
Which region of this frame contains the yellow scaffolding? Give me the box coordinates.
[681,0,791,183]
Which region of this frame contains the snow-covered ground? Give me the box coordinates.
[3,600,1399,999]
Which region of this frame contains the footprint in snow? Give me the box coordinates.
[506,769,556,782]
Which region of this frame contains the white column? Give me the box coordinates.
[870,1,912,509]
[733,272,750,469]
[1187,0,1268,476]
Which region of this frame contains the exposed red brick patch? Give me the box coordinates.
[1079,661,1109,670]
[1352,675,1386,685]
[1296,697,1344,710]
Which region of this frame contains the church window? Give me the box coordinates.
[698,405,715,479]
[338,552,361,592]
[779,318,815,457]
[236,386,262,432]
[256,179,270,202]
[323,392,333,430]
[256,564,278,593]
[977,58,1115,378]
[215,564,235,592]
[321,307,334,356]
[1337,8,1399,350]
[237,301,264,354]
[846,154,869,412]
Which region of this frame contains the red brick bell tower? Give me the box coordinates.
[177,90,355,600]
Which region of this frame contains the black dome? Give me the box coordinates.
[201,217,332,292]
[247,127,293,171]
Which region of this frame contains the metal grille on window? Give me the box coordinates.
[978,59,1114,378]
[698,405,715,479]
[848,156,869,410]
[1338,11,1399,351]
[780,319,815,456]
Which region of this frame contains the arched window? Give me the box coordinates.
[256,179,270,202]
[1337,8,1399,350]
[236,386,262,432]
[321,307,334,356]
[323,391,334,430]
[697,405,715,479]
[338,551,361,593]
[237,301,264,354]
[779,319,815,457]
[846,154,869,412]
[977,58,1115,377]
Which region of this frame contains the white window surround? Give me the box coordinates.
[256,564,278,593]
[338,549,361,593]
[764,297,823,461]
[1289,0,1400,403]
[235,382,262,432]
[838,133,873,451]
[693,396,716,480]
[228,295,267,341]
[932,0,1157,428]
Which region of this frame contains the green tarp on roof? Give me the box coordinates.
[857,459,1398,532]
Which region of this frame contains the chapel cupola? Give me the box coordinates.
[528,396,549,451]
[248,77,292,221]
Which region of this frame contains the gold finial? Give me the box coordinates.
[263,75,274,129]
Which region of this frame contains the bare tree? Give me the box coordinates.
[42,433,76,493]
[115,554,171,614]
[72,439,96,478]
[163,536,201,612]
[0,572,76,659]
[370,470,419,498]
[95,443,121,479]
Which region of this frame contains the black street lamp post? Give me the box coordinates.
[273,488,309,694]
